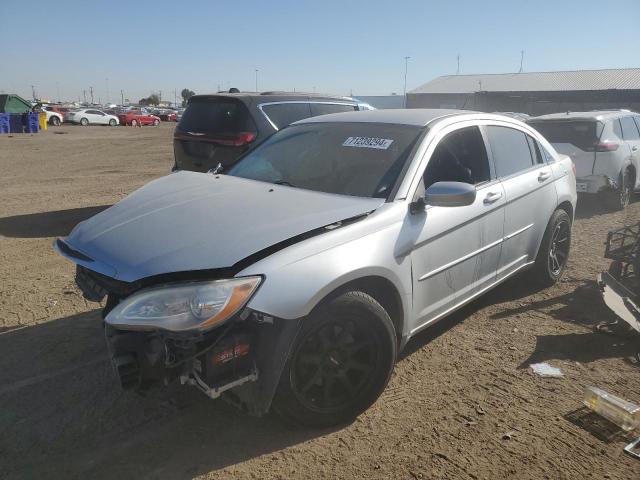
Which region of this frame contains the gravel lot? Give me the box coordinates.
[1,124,639,479]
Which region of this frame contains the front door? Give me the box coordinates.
[408,125,505,334]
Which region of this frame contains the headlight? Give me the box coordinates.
[105,277,261,332]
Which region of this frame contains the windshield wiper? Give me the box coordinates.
[273,180,297,187]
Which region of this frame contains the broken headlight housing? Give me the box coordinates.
[105,277,262,332]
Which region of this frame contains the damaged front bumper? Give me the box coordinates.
[597,272,640,333]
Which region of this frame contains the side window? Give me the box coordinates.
[423,126,491,189]
[486,126,534,178]
[620,116,640,140]
[310,103,357,116]
[634,116,640,135]
[541,145,556,163]
[526,135,544,164]
[612,119,623,139]
[261,103,312,129]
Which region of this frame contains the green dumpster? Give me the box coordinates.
[0,94,33,114]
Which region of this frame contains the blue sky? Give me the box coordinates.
[1,0,638,103]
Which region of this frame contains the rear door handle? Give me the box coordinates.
[538,170,551,181]
[484,191,503,204]
[632,146,638,152]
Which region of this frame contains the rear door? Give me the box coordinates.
[174,97,258,172]
[485,125,558,280]
[620,116,640,189]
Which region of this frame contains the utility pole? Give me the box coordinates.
[403,56,410,108]
[120,89,124,105]
[83,90,87,103]
[519,50,524,73]
[174,88,177,108]
[89,86,94,104]
[106,78,110,103]
[456,54,460,75]
[31,85,36,101]
[255,69,259,92]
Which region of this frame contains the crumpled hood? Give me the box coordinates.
[60,171,384,282]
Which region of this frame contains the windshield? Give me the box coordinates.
[227,122,422,198]
[528,120,603,150]
[178,97,257,136]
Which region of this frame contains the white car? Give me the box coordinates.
[41,107,64,126]
[66,108,119,126]
[529,110,640,210]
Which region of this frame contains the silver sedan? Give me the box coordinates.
[55,109,577,427]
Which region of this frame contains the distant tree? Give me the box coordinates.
[181,88,195,106]
[139,93,161,106]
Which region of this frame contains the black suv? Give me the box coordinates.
[173,92,369,172]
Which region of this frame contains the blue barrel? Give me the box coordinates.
[24,112,39,133]
[8,113,24,133]
[0,113,9,134]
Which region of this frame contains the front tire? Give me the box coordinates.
[131,119,138,127]
[80,117,89,126]
[109,119,116,126]
[49,116,60,126]
[153,119,160,126]
[273,291,397,428]
[531,209,571,287]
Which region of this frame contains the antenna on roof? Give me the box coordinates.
[456,54,460,75]
[519,50,524,73]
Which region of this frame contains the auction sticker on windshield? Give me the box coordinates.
[343,137,394,149]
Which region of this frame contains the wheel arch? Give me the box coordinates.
[314,275,405,347]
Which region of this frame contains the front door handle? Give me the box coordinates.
[484,191,503,204]
[632,145,638,152]
[538,170,551,182]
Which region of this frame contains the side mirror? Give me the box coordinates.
[424,181,476,207]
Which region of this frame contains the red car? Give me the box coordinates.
[117,111,161,126]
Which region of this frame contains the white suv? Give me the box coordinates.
[529,110,640,210]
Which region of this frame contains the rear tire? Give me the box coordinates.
[49,116,60,126]
[531,209,572,287]
[153,119,160,126]
[131,119,138,127]
[80,117,89,126]
[602,170,632,211]
[109,119,116,126]
[272,291,397,428]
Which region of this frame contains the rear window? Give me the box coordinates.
[228,122,422,198]
[528,120,603,150]
[179,98,257,136]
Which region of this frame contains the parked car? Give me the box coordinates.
[55,109,576,427]
[158,111,177,122]
[65,108,119,126]
[528,110,640,210]
[41,107,63,126]
[173,92,371,173]
[175,108,185,122]
[118,111,161,126]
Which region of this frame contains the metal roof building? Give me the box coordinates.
[407,68,640,115]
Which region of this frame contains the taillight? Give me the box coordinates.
[212,132,257,147]
[591,142,619,152]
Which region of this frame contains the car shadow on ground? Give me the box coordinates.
[0,205,111,238]
[0,310,333,479]
[574,193,638,219]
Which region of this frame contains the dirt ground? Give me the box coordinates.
[1,124,639,480]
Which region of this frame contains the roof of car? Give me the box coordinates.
[294,108,482,127]
[189,92,358,104]
[529,110,636,122]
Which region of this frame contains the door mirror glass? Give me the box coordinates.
[425,181,476,207]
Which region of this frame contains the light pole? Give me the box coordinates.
[31,85,36,101]
[106,78,110,103]
[255,69,259,92]
[120,89,124,106]
[403,56,410,108]
[89,86,94,104]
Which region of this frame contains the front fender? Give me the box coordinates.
[238,212,412,333]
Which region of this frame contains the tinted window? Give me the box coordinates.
[229,122,422,198]
[310,103,357,116]
[179,98,257,136]
[635,116,640,134]
[612,119,623,139]
[528,120,603,150]
[620,116,640,140]
[261,103,312,129]
[486,126,534,178]
[526,135,544,164]
[424,126,491,188]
